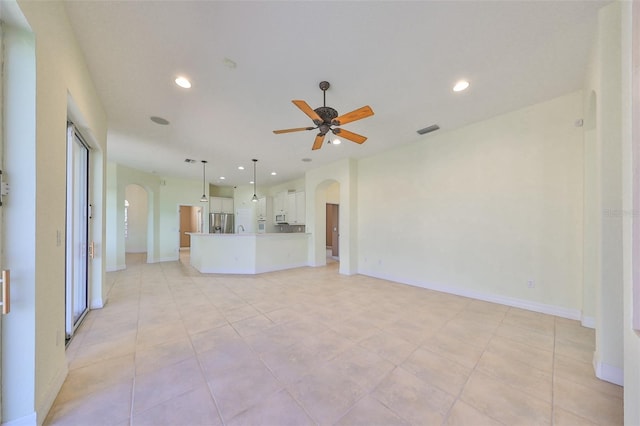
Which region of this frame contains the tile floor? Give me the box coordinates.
[45,253,623,425]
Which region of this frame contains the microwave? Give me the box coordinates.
[275,214,288,224]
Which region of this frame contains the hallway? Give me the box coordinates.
[45,255,622,425]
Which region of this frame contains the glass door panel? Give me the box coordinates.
[65,124,89,340]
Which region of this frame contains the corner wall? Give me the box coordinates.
[584,0,625,385]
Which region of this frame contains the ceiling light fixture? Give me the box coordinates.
[200,160,208,202]
[453,80,470,92]
[238,166,245,170]
[271,172,277,176]
[175,76,192,89]
[251,159,259,202]
[332,138,341,145]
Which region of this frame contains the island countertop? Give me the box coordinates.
[188,232,309,274]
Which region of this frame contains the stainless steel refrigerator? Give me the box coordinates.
[209,213,234,233]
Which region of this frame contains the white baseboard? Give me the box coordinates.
[581,315,596,329]
[360,271,582,320]
[594,360,624,386]
[90,296,105,309]
[105,264,126,272]
[2,412,37,426]
[35,364,68,426]
[150,256,178,263]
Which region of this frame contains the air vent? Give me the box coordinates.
[150,116,170,125]
[417,124,440,135]
[184,159,196,163]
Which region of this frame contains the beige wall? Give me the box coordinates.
[358,91,584,317]
[622,1,639,424]
[125,184,148,253]
[4,0,108,423]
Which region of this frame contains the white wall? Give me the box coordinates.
[622,1,639,423]
[584,1,625,385]
[4,1,108,424]
[358,91,584,318]
[326,182,340,204]
[125,184,148,253]
[305,158,358,275]
[105,164,208,268]
[2,13,37,424]
[158,176,209,261]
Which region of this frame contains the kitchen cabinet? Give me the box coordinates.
[210,196,234,214]
[273,191,288,219]
[286,191,306,224]
[257,197,267,220]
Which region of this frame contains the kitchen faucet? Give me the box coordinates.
[237,225,245,233]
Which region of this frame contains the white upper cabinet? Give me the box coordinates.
[286,191,305,224]
[257,197,267,220]
[210,196,234,214]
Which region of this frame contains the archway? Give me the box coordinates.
[124,183,148,266]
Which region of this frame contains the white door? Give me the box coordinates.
[65,124,90,341]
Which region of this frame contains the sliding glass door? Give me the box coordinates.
[65,123,89,341]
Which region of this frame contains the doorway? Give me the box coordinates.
[65,123,90,342]
[179,205,202,248]
[326,203,339,260]
[125,184,148,263]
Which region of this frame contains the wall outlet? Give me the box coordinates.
[527,280,535,288]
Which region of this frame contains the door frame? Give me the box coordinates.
[65,123,91,341]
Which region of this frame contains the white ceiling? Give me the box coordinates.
[64,0,607,188]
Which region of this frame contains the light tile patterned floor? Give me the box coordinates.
[45,253,623,425]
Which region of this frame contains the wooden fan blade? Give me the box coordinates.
[333,128,367,144]
[331,105,374,126]
[273,127,315,134]
[312,133,326,150]
[292,100,322,124]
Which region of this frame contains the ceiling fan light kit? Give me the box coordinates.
[273,81,374,150]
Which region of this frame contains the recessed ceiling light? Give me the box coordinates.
[151,116,170,125]
[219,176,225,180]
[238,166,245,170]
[249,180,254,184]
[332,138,341,145]
[301,158,312,162]
[271,172,277,176]
[453,80,470,92]
[175,76,192,89]
[184,158,196,163]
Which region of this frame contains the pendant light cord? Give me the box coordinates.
[252,159,258,202]
[201,160,208,202]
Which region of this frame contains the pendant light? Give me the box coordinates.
[200,160,208,202]
[251,159,258,202]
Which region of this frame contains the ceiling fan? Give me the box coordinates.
[273,81,374,150]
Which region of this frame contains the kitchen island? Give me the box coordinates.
[188,233,309,274]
